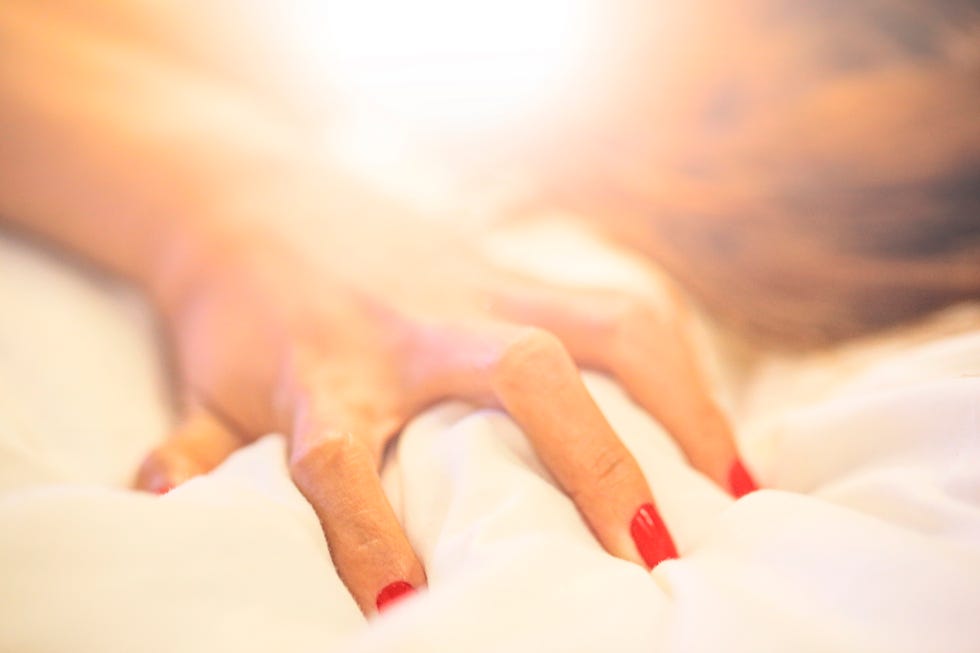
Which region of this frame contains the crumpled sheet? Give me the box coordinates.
[1,226,979,653]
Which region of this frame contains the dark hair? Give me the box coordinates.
[534,0,980,346]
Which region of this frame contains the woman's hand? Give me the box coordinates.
[0,0,754,617]
[134,203,754,615]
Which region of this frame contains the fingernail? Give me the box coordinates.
[153,482,175,496]
[630,503,678,569]
[728,458,759,498]
[376,581,415,613]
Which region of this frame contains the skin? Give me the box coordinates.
[0,0,741,616]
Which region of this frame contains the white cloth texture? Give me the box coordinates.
[1,224,978,653]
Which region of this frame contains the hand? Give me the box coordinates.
[0,0,755,616]
[135,202,755,615]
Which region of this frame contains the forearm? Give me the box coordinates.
[0,1,307,296]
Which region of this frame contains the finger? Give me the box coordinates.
[134,406,243,494]
[612,307,759,497]
[423,324,678,569]
[489,277,758,496]
[288,375,426,616]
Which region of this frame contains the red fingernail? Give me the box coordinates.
[728,458,759,498]
[376,581,415,613]
[630,503,678,569]
[153,483,175,496]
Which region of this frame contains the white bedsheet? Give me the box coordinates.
[1,226,979,653]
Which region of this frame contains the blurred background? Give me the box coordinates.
[4,0,979,345]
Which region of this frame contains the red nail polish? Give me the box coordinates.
[376,581,415,612]
[728,459,759,498]
[630,503,678,569]
[153,483,175,496]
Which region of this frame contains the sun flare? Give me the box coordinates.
[321,0,592,131]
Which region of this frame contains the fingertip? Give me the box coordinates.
[728,458,759,498]
[629,502,678,569]
[375,580,416,613]
[134,408,240,496]
[135,448,200,495]
[138,465,185,495]
[151,481,176,496]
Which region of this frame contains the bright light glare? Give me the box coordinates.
[322,0,590,130]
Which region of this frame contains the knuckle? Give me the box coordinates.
[605,295,679,367]
[610,296,661,341]
[498,327,565,370]
[492,327,569,387]
[289,430,371,481]
[581,444,636,496]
